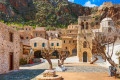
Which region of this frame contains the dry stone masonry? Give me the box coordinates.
[0,22,20,74]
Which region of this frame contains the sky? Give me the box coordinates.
[68,0,120,7]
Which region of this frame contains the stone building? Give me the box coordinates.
[0,22,20,74]
[32,27,46,39]
[46,31,59,40]
[77,16,93,62]
[66,24,80,39]
[49,38,62,49]
[30,37,48,58]
[61,36,76,56]
[19,30,33,63]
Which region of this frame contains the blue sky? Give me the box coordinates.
[68,0,120,7]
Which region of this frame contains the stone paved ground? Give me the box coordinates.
[0,62,109,80]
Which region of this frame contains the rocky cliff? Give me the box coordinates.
[0,0,91,27]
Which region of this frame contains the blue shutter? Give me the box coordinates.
[57,43,59,46]
[34,43,37,47]
[42,43,45,47]
[51,43,54,46]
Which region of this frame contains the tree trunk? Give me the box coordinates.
[102,52,116,67]
[61,59,64,65]
[47,58,53,70]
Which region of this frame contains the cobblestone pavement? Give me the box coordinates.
[0,62,108,80]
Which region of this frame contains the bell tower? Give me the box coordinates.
[77,16,93,62]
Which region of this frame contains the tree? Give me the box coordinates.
[41,48,55,70]
[57,49,69,66]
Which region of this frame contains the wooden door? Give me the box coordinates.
[83,52,87,62]
[9,52,14,71]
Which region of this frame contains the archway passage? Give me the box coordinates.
[34,50,43,58]
[52,50,59,58]
[83,52,87,62]
[72,49,77,56]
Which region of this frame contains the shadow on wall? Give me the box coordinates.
[0,69,45,80]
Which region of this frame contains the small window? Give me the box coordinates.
[57,43,59,46]
[81,22,84,30]
[36,33,38,37]
[34,43,37,47]
[26,28,27,30]
[64,40,65,43]
[9,32,13,42]
[29,28,31,30]
[69,40,71,43]
[20,36,24,39]
[51,43,54,46]
[40,34,42,36]
[83,41,87,48]
[96,22,98,25]
[86,22,88,29]
[66,47,67,49]
[42,43,45,47]
[26,37,29,39]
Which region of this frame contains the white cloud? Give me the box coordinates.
[68,0,74,2]
[84,1,97,7]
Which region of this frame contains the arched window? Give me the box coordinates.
[34,43,37,47]
[86,22,88,29]
[42,43,45,47]
[81,22,84,30]
[83,41,87,48]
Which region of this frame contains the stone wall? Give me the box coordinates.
[0,22,20,74]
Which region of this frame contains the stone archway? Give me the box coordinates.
[34,50,43,58]
[83,51,87,62]
[72,49,77,56]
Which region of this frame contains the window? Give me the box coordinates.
[29,28,31,30]
[36,33,38,37]
[26,37,29,39]
[57,43,59,46]
[69,40,71,43]
[51,43,54,46]
[20,36,24,39]
[86,22,88,29]
[81,22,84,30]
[96,22,98,25]
[9,32,13,42]
[40,34,42,36]
[83,41,87,48]
[66,47,67,49]
[34,43,37,47]
[26,28,27,30]
[42,43,45,47]
[64,40,65,43]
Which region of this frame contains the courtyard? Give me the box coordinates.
[0,61,119,80]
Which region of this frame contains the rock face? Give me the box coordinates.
[0,22,20,74]
[0,0,91,27]
[91,2,120,28]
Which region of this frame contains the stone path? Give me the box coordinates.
[0,62,109,80]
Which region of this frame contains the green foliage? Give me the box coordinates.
[20,58,27,65]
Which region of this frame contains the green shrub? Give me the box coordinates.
[20,58,27,65]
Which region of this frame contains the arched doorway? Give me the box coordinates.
[72,49,77,56]
[83,51,87,62]
[34,50,43,58]
[52,50,59,58]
